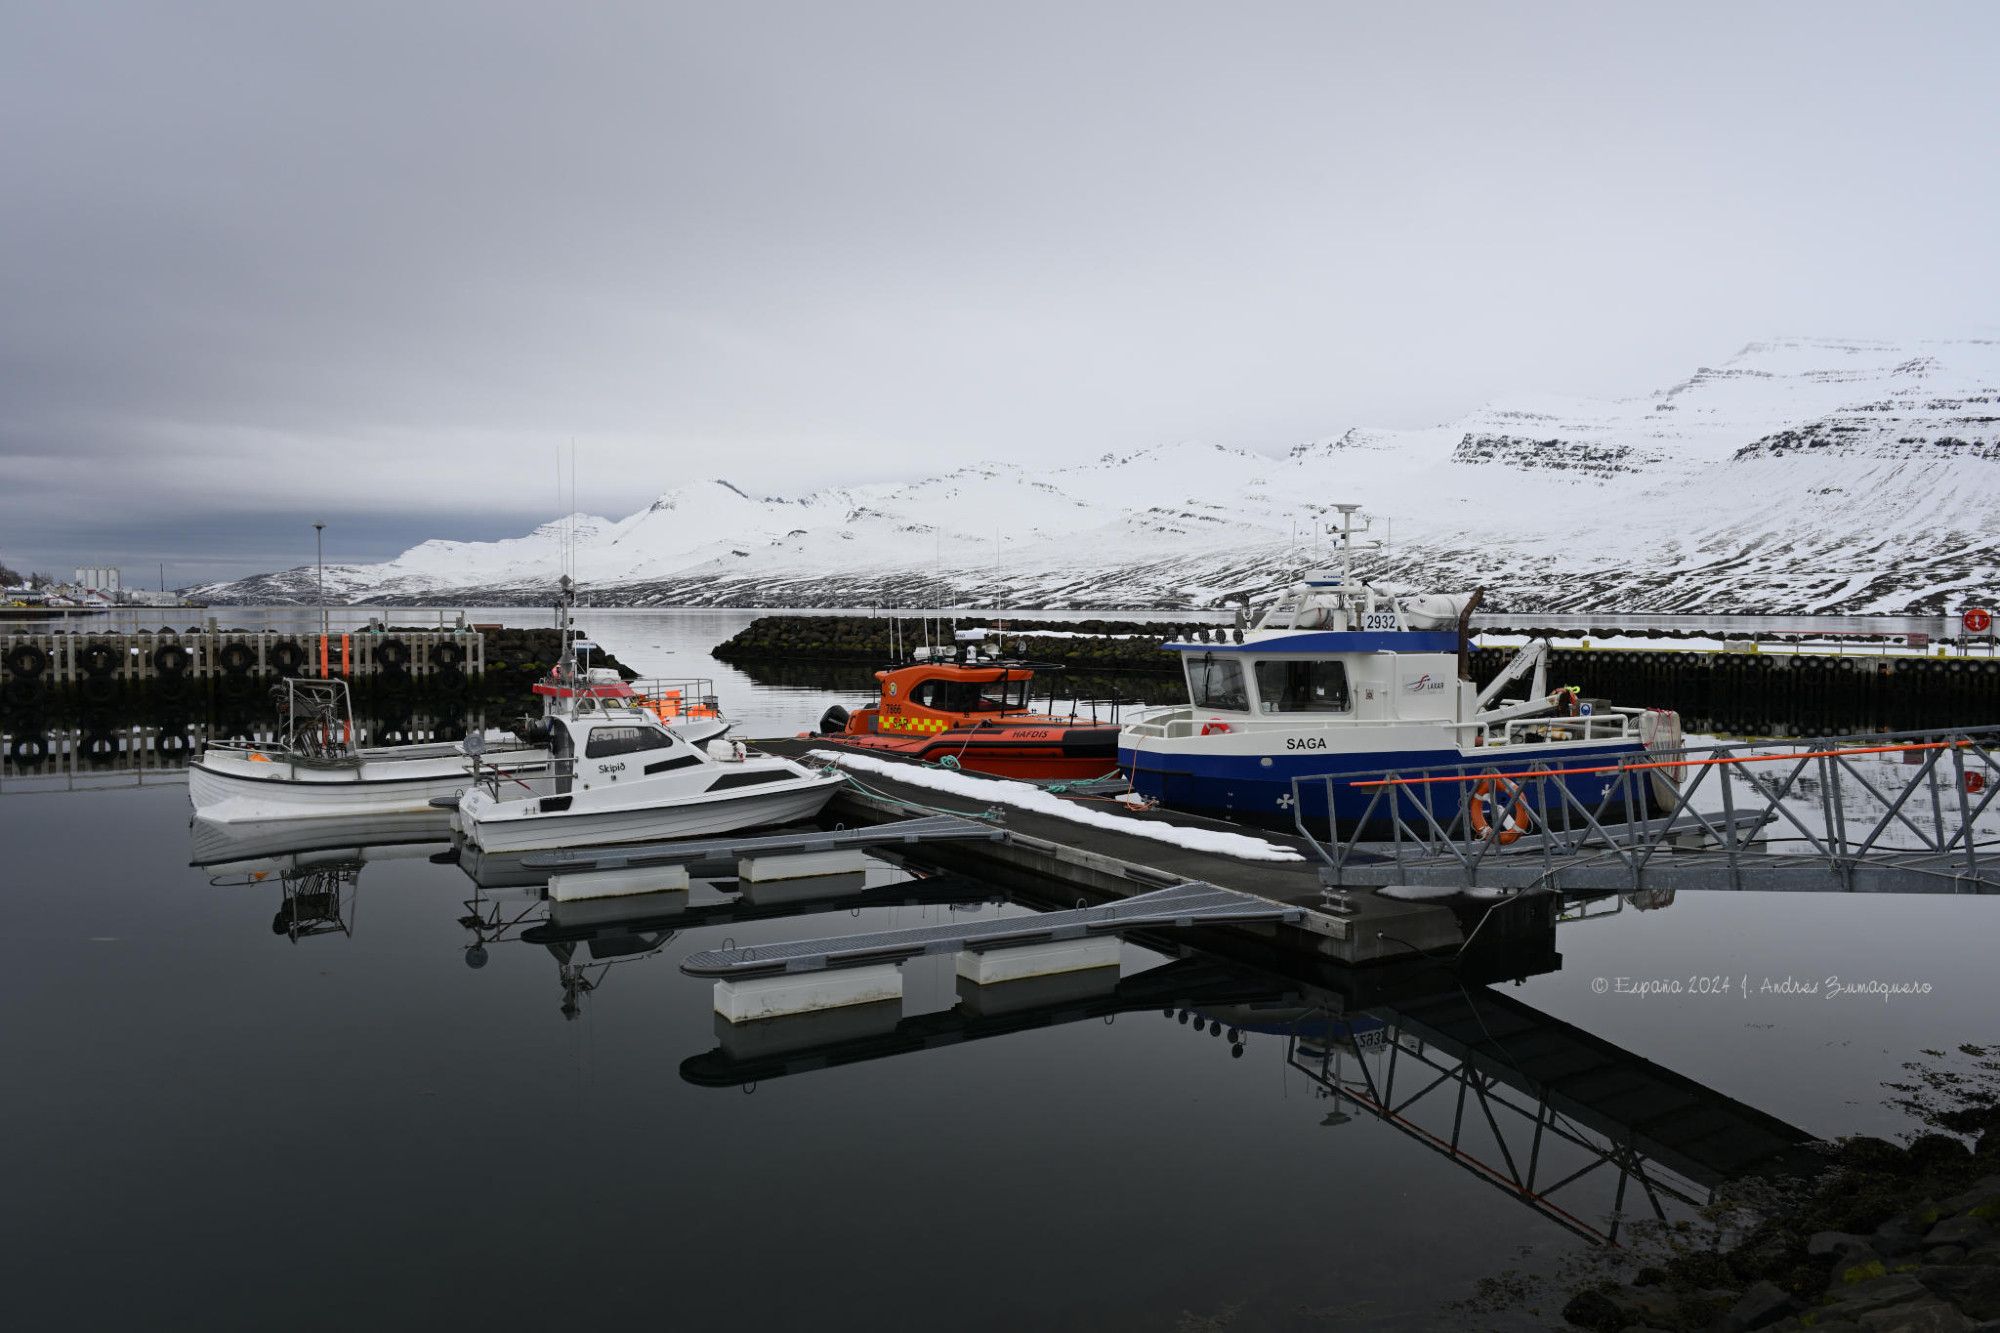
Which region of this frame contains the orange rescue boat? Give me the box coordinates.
[815,655,1120,781]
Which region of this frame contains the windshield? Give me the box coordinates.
[910,676,1026,712]
[583,725,676,758]
[978,676,1028,711]
[1187,655,1249,711]
[1253,659,1352,713]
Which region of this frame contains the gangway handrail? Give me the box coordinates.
[1289,723,2000,894]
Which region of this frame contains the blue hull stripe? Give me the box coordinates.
[1120,742,1651,830]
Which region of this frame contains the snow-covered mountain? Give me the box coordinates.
[194,337,2000,612]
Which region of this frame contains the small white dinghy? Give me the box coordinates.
[456,701,842,854]
[189,679,560,824]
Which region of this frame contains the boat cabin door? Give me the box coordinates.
[549,719,574,795]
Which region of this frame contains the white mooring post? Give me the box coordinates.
[712,964,905,1024]
[547,864,691,902]
[954,936,1121,986]
[737,849,872,882]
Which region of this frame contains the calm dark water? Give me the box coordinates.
[3,608,1997,1331]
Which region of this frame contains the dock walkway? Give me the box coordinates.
[759,739,1488,965]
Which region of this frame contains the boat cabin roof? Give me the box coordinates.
[1163,630,1459,655]
[873,660,1042,684]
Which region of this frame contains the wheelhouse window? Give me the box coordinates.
[978,676,1028,711]
[1253,659,1351,712]
[910,676,1026,712]
[583,725,677,758]
[1186,655,1249,711]
[911,679,983,711]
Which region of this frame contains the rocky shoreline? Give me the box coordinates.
[1558,1129,2000,1332]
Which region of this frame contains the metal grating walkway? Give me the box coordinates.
[680,881,1305,978]
[519,814,1004,872]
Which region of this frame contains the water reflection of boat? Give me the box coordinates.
[189,810,452,871]
[191,809,456,943]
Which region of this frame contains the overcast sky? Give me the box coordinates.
[4,2,1997,584]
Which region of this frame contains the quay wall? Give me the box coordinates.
[713,615,2000,730]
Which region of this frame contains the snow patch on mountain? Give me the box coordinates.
[192,338,2000,613]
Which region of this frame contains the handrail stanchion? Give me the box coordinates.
[1950,739,1979,879]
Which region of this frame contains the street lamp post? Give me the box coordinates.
[313,522,326,647]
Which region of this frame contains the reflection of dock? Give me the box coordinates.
[675,923,1821,1246]
[680,954,1289,1086]
[1297,987,1825,1244]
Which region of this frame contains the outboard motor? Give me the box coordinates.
[818,704,850,736]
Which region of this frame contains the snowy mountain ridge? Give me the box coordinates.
[194,337,2000,613]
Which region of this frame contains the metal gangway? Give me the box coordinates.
[519,814,1005,874]
[1293,724,2000,895]
[681,882,1305,979]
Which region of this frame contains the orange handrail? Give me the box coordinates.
[1351,738,1980,789]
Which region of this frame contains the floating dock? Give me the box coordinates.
[757,740,1545,968]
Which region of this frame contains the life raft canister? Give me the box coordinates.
[1468,776,1531,845]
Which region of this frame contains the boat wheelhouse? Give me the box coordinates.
[1118,507,1682,832]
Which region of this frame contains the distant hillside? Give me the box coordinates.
[193,337,2000,613]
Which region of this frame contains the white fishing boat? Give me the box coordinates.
[453,576,831,853]
[187,584,731,824]
[455,701,842,854]
[187,678,561,823]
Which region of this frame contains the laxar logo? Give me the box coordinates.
[1403,673,1446,694]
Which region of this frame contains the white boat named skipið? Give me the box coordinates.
[455,698,842,854]
[188,679,557,824]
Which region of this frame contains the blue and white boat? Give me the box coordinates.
[1118,507,1683,834]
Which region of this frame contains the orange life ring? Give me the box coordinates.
[1468,776,1530,845]
[1966,608,1992,634]
[1200,720,1232,736]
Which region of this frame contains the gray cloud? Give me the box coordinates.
[4,1,1998,581]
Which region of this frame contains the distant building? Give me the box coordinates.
[73,566,121,593]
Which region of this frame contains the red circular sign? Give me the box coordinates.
[1966,608,1993,634]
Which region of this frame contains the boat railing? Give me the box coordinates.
[1484,707,1642,748]
[1032,691,1131,726]
[554,677,725,721]
[631,677,725,719]
[1119,707,1198,739]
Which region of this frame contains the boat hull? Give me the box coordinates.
[820,725,1120,781]
[189,748,557,823]
[1119,739,1658,834]
[457,775,843,854]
